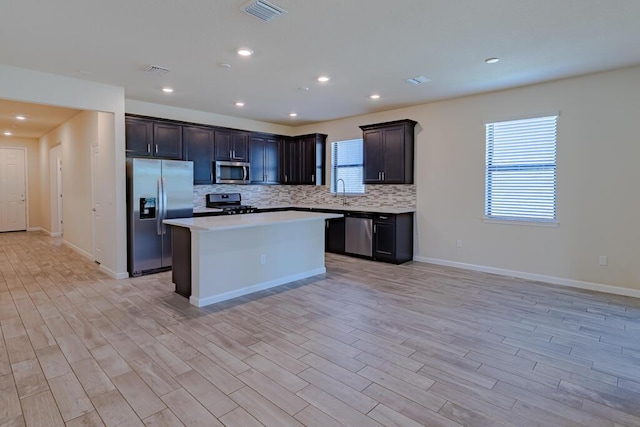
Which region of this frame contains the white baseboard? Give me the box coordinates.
[38,229,60,237]
[191,267,326,307]
[62,240,93,261]
[98,264,129,280]
[413,256,640,299]
[27,227,41,232]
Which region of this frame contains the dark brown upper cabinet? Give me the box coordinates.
[250,135,281,184]
[282,134,326,185]
[215,129,249,162]
[125,117,182,159]
[360,119,417,184]
[125,117,153,157]
[183,126,215,184]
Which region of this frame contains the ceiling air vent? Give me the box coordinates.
[144,65,171,75]
[242,0,287,21]
[406,75,431,85]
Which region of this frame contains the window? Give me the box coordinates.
[331,139,365,194]
[485,115,557,222]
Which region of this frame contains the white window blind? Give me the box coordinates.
[485,115,557,222]
[331,139,365,194]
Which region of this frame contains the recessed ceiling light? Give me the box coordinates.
[298,87,310,91]
[235,102,245,107]
[218,63,232,69]
[485,57,500,64]
[162,87,174,93]
[3,131,12,136]
[317,76,330,83]
[370,94,380,100]
[237,48,254,57]
[15,115,26,120]
[289,113,297,117]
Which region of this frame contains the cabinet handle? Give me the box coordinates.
[379,216,389,220]
[210,173,213,182]
[378,172,381,180]
[285,174,288,183]
[326,221,329,229]
[373,225,377,233]
[382,171,385,181]
[155,144,158,153]
[147,143,151,153]
[312,174,315,182]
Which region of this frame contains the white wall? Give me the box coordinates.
[296,66,640,294]
[40,111,96,258]
[0,137,40,229]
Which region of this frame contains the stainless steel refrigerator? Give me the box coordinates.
[126,158,193,276]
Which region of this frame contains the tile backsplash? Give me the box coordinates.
[193,184,416,209]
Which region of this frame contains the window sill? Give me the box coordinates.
[482,217,559,227]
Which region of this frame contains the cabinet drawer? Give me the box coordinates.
[374,214,395,223]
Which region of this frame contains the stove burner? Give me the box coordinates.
[206,193,256,215]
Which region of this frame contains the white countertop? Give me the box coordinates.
[166,210,343,232]
[255,204,416,214]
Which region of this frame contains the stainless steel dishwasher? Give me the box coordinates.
[344,213,373,257]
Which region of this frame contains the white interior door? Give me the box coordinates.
[0,148,27,232]
[91,145,104,263]
[57,158,63,235]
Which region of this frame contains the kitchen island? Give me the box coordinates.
[164,211,342,307]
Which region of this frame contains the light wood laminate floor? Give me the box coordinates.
[1,231,640,426]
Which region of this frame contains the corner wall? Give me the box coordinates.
[40,111,96,258]
[296,66,640,294]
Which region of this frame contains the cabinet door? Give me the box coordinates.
[231,132,249,161]
[183,126,214,184]
[381,126,405,183]
[264,137,280,183]
[125,118,153,157]
[363,130,383,183]
[325,217,345,254]
[373,220,395,261]
[214,129,232,160]
[281,138,299,184]
[249,136,266,183]
[153,123,183,159]
[300,136,317,184]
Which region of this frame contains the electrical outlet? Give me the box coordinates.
[260,254,266,265]
[456,240,463,248]
[599,256,608,266]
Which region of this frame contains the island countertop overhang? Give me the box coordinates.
[164,210,343,232]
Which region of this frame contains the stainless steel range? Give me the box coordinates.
[205,193,257,215]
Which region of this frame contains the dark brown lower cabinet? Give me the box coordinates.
[170,226,191,297]
[325,217,345,254]
[372,213,413,264]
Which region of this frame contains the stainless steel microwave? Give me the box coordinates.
[215,161,250,184]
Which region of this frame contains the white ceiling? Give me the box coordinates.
[0,100,80,139]
[1,0,640,130]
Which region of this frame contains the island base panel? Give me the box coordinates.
[189,220,327,307]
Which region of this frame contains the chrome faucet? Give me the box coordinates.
[336,178,348,206]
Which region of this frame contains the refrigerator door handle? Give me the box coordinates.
[157,177,163,236]
[161,177,168,235]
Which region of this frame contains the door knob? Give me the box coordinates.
[91,208,96,212]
